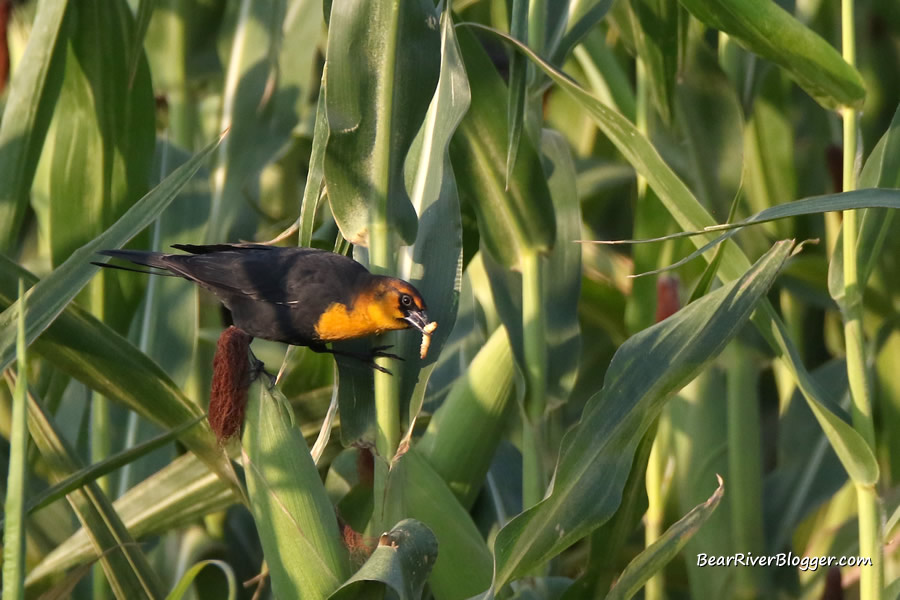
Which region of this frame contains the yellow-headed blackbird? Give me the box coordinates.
[95,243,433,372]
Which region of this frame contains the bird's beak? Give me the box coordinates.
[403,309,431,333]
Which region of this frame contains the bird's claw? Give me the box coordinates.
[369,362,394,376]
[370,345,404,362]
[249,351,276,388]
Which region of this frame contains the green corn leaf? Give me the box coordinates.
[605,476,725,600]
[0,0,69,253]
[449,27,556,270]
[469,24,879,488]
[677,0,865,109]
[20,416,204,519]
[0,256,238,499]
[418,325,518,507]
[22,381,166,599]
[323,0,440,246]
[384,448,493,599]
[242,383,350,598]
[329,519,438,600]
[0,131,223,373]
[490,240,792,592]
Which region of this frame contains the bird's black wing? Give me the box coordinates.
[162,245,368,306]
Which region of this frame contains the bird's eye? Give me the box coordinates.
[400,294,413,307]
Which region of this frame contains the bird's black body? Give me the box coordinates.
[96,244,427,354]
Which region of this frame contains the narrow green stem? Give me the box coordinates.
[841,2,882,598]
[521,251,546,546]
[521,416,545,510]
[521,251,547,513]
[626,59,654,334]
[634,60,649,199]
[89,277,110,496]
[527,0,547,57]
[374,347,400,459]
[372,228,400,471]
[166,0,194,151]
[635,55,665,599]
[522,251,546,420]
[207,0,252,242]
[162,2,203,414]
[726,342,767,598]
[90,272,111,600]
[644,426,666,600]
[857,486,882,598]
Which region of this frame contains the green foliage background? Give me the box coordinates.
[1,0,899,599]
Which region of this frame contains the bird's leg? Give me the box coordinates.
[309,343,403,375]
[248,346,276,388]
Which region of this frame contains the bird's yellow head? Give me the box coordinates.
[313,276,431,342]
[363,277,430,333]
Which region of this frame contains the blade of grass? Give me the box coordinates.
[27,453,236,587]
[11,374,166,599]
[0,131,224,373]
[165,560,236,600]
[547,0,615,67]
[605,476,724,600]
[396,3,467,426]
[0,256,238,497]
[21,416,205,519]
[299,76,328,248]
[2,280,27,600]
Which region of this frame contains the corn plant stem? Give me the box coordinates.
[208,0,251,242]
[634,60,649,202]
[370,0,403,531]
[161,11,205,412]
[521,416,544,510]
[841,2,882,597]
[90,270,111,600]
[373,334,400,529]
[118,220,162,498]
[634,56,665,600]
[527,0,546,57]
[2,280,27,600]
[89,277,111,497]
[522,251,546,420]
[626,60,655,333]
[166,3,194,151]
[643,435,665,600]
[522,251,547,510]
[726,342,767,597]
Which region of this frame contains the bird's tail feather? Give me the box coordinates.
[91,260,177,277]
[96,249,172,271]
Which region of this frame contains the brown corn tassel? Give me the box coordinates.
[208,326,252,443]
